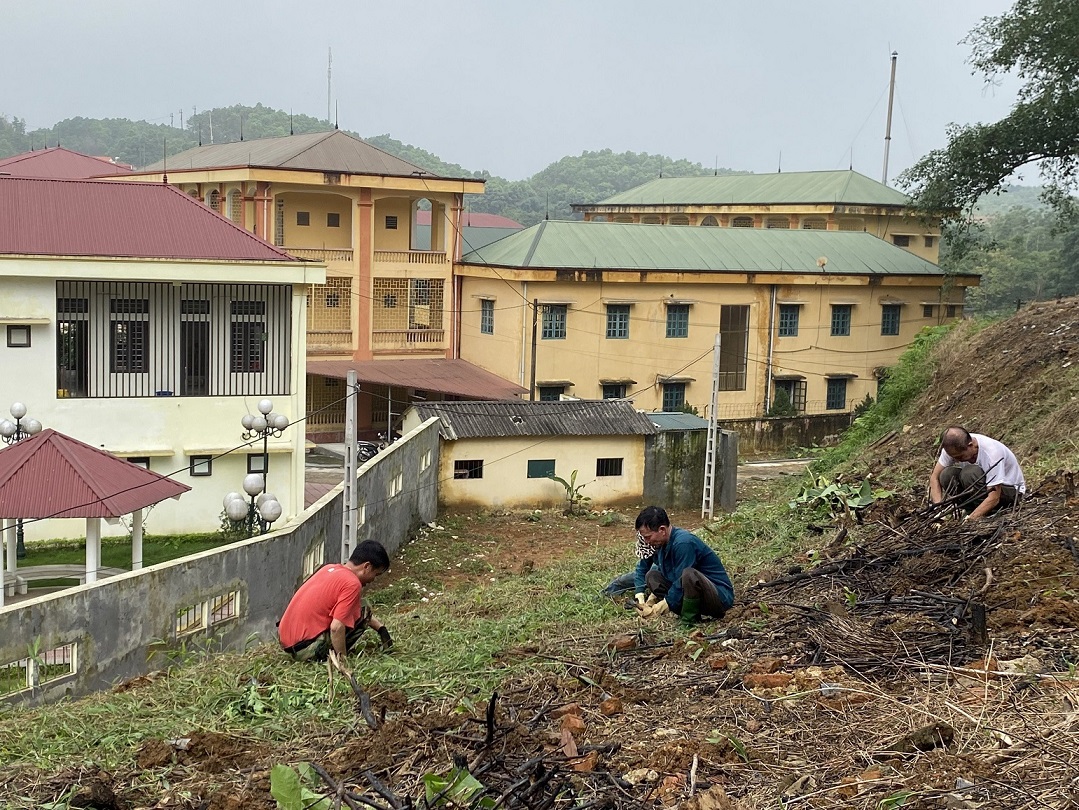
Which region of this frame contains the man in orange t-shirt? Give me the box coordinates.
[278,540,392,662]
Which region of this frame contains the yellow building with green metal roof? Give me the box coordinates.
[457,220,975,418]
[572,170,941,264]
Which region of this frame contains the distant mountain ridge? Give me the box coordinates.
[0,103,1046,226]
[0,105,725,226]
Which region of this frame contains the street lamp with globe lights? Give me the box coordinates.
[223,474,283,537]
[240,398,289,491]
[0,402,43,559]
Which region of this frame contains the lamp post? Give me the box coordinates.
[223,474,283,537]
[240,398,289,492]
[0,402,43,559]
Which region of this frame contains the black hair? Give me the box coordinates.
[941,426,973,453]
[349,539,390,571]
[635,505,670,532]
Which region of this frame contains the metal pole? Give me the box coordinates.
[881,51,898,185]
[529,299,539,401]
[702,333,722,520]
[342,370,358,561]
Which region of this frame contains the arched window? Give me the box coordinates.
[591,215,607,222]
[802,218,827,230]
[838,218,864,232]
[613,215,633,223]
[641,215,661,224]
[207,189,220,212]
[700,215,719,227]
[669,214,689,226]
[731,216,754,228]
[765,217,790,229]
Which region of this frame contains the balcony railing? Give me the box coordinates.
[373,250,447,265]
[372,329,446,350]
[306,330,353,350]
[285,247,354,263]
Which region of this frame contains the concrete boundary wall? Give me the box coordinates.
[0,418,441,707]
[719,414,853,457]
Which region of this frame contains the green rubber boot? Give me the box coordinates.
[680,596,701,628]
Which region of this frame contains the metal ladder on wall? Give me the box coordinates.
[701,333,721,520]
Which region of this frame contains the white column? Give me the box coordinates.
[131,509,144,571]
[85,518,101,584]
[5,518,15,574]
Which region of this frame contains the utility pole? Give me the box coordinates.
[881,51,898,185]
[327,47,333,125]
[529,300,539,401]
[702,333,722,520]
[342,370,358,561]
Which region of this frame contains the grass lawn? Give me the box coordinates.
[14,534,231,588]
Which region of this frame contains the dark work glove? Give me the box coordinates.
[377,626,393,650]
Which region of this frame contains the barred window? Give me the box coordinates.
[731,216,754,228]
[480,299,494,334]
[453,460,484,479]
[602,383,627,399]
[596,458,623,477]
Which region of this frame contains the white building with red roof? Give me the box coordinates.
[0,176,325,541]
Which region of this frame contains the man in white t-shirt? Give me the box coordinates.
[929,426,1025,520]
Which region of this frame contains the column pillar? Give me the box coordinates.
[354,190,374,361]
[85,518,101,584]
[131,509,144,571]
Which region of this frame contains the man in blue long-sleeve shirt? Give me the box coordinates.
[633,506,734,627]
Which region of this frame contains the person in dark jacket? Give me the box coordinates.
[632,506,734,627]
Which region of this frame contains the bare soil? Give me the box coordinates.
[5,299,1079,809]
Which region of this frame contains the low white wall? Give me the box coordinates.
[0,419,440,707]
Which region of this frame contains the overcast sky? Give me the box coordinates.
[3,1,1021,182]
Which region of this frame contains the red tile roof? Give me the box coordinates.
[307,358,526,400]
[415,210,522,228]
[0,176,297,261]
[0,147,134,179]
[0,429,190,519]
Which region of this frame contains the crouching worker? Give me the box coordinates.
[633,506,734,628]
[278,540,393,662]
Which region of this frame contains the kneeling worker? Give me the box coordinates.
[633,506,734,628]
[929,426,1025,521]
[278,540,393,662]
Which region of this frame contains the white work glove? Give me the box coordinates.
[634,592,647,605]
[635,598,669,618]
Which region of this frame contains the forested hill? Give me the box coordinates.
[0,104,726,225]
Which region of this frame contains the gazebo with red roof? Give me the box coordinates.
[0,429,190,606]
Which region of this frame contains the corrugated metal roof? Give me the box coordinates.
[0,176,298,261]
[462,220,942,276]
[0,428,190,518]
[0,147,134,179]
[415,225,522,252]
[414,210,522,228]
[411,400,659,440]
[307,358,527,401]
[589,170,910,208]
[646,412,710,431]
[139,130,468,180]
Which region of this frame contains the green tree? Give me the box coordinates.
[901,0,1079,223]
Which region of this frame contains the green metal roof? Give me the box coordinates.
[141,130,466,179]
[590,170,910,207]
[462,220,942,276]
[646,412,710,431]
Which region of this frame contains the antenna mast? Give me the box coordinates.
[327,47,332,125]
[882,51,898,185]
